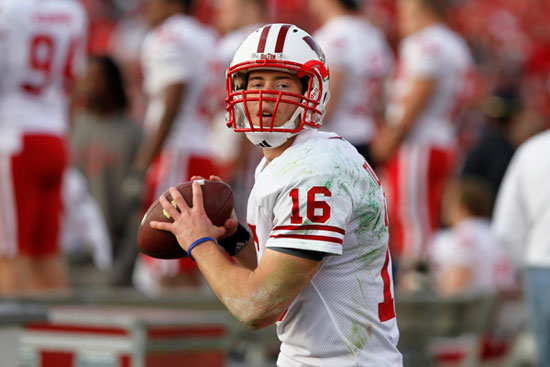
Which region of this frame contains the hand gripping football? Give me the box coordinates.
[137,180,234,259]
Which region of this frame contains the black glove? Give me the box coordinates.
[218,223,251,256]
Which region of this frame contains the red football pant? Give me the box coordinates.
[0,134,67,258]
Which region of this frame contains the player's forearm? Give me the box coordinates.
[134,121,172,172]
[135,84,184,172]
[192,243,288,329]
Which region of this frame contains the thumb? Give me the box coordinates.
[214,225,228,239]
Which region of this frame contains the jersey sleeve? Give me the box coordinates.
[320,33,349,71]
[266,171,353,256]
[147,28,194,89]
[407,37,444,78]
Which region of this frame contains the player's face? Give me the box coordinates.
[245,70,303,128]
[145,0,171,27]
[397,0,422,37]
[215,0,241,34]
[306,0,331,20]
[440,184,460,227]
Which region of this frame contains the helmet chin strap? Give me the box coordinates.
[242,107,303,149]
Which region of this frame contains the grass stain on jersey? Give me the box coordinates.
[360,247,384,268]
[347,323,371,354]
[358,210,376,231]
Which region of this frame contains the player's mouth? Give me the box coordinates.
[260,111,274,126]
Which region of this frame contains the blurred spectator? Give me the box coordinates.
[372,0,473,278]
[458,87,521,202]
[493,129,550,367]
[131,0,219,294]
[0,0,87,293]
[308,0,394,166]
[70,55,142,286]
[207,0,266,221]
[427,177,515,297]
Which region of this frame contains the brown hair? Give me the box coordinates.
[446,177,494,218]
[417,0,450,18]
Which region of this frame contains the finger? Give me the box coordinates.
[209,175,224,183]
[224,216,238,231]
[150,220,173,231]
[191,180,205,210]
[190,175,205,181]
[222,217,239,238]
[159,193,180,219]
[169,186,192,212]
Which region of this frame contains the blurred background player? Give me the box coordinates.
[0,0,88,293]
[428,177,515,297]
[308,0,394,165]
[70,55,142,286]
[130,0,219,294]
[207,0,267,221]
[493,129,550,367]
[372,0,473,282]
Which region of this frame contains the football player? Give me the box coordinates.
[151,24,403,366]
[373,0,474,277]
[308,0,394,166]
[0,0,87,292]
[131,0,219,293]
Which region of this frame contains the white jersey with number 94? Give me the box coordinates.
[0,0,87,136]
[247,129,402,367]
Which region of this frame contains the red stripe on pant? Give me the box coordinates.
[384,145,456,262]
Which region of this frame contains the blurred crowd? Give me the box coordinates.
[1,0,549,365]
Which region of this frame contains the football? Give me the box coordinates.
[137,179,234,259]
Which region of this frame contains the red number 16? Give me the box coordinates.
[289,187,331,224]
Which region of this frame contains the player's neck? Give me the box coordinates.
[263,136,296,163]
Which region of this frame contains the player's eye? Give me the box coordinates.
[275,79,298,91]
[247,80,264,89]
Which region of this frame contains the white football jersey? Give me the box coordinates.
[430,218,516,294]
[141,14,217,153]
[0,0,87,137]
[247,129,402,366]
[386,23,473,146]
[314,16,394,145]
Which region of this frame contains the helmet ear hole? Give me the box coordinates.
[300,76,310,95]
[233,72,249,91]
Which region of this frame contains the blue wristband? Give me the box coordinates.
[187,237,214,261]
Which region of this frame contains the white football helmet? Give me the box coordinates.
[225,24,330,148]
